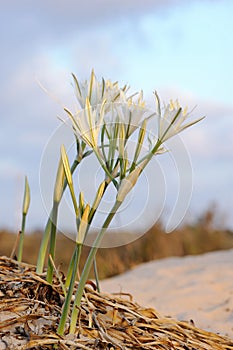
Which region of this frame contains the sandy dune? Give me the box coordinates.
[101,249,233,338]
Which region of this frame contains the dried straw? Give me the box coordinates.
[0,256,233,349]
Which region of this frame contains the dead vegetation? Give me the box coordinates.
[1,209,233,280]
[0,256,233,349]
[1,209,233,349]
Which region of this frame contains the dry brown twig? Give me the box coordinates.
[0,256,233,350]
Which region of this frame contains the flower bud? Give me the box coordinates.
[22,176,30,215]
[53,157,65,203]
[117,165,143,203]
[77,204,90,244]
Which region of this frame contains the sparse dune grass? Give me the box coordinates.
[1,210,233,280]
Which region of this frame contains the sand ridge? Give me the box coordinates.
[101,249,233,338]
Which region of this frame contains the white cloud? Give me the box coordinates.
[1,0,232,230]
[3,0,188,27]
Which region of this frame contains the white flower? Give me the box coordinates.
[104,80,130,106]
[71,70,149,144]
[157,98,204,142]
[72,69,130,109]
[72,70,104,109]
[116,90,148,137]
[104,90,152,141]
[66,98,106,149]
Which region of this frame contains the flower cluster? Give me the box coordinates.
[67,71,203,176]
[32,69,204,336]
[69,71,149,149]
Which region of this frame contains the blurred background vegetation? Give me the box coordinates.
[1,207,233,280]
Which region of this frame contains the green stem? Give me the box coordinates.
[17,213,26,262]
[65,215,81,288]
[65,248,76,288]
[160,107,182,141]
[36,214,52,274]
[57,243,82,335]
[94,148,118,188]
[93,257,100,293]
[136,139,163,167]
[69,200,122,334]
[61,178,109,333]
[46,201,59,283]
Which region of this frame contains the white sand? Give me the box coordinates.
[101,249,233,338]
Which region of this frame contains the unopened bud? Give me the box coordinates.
[53,157,65,203]
[117,165,143,203]
[22,176,30,215]
[92,181,106,211]
[77,204,90,244]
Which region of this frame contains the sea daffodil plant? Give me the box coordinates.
[18,69,203,336]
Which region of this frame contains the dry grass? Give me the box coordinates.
[1,212,233,280]
[1,256,233,350]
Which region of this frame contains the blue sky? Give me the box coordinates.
[0,0,232,233]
